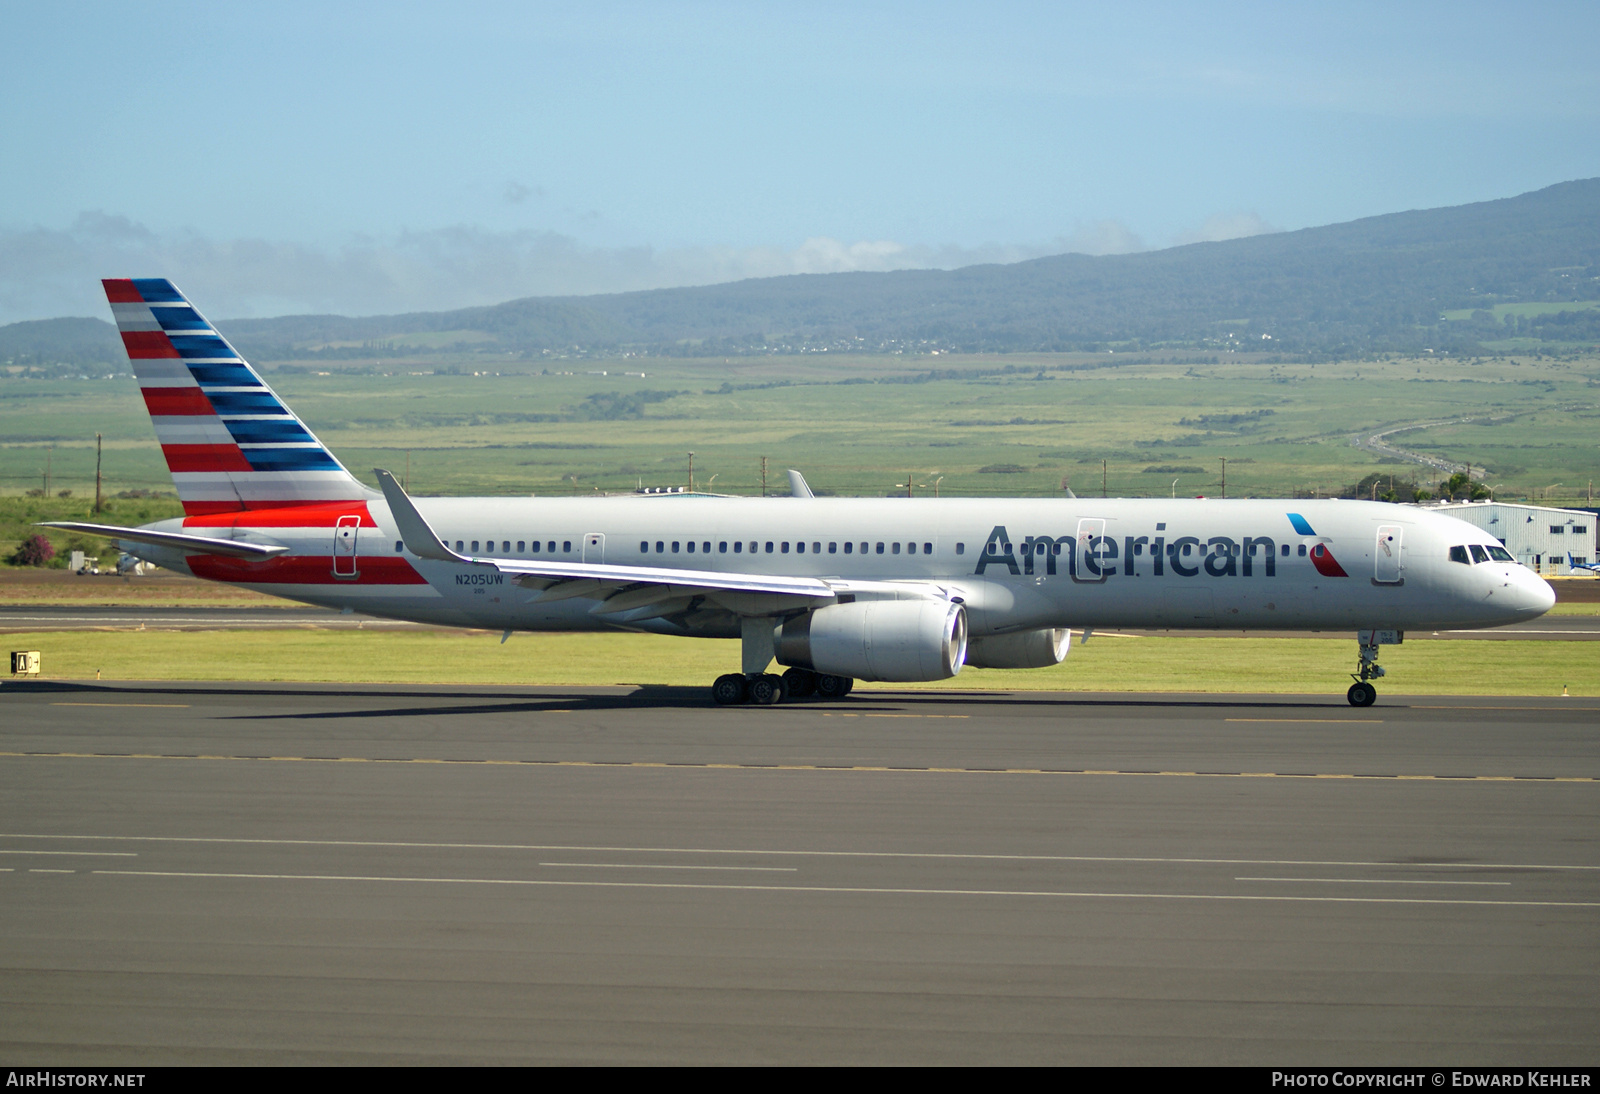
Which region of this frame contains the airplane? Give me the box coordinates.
[41,279,1556,708]
[1569,553,1600,576]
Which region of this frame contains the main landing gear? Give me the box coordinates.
[711,668,854,706]
[1347,636,1387,707]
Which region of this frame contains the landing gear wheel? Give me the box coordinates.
[815,674,853,700]
[712,673,748,705]
[1347,682,1377,707]
[781,667,818,700]
[747,673,787,706]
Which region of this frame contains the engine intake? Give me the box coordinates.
[777,600,967,682]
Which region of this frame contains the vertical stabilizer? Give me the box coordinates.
[104,279,371,515]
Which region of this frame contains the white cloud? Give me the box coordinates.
[1171,211,1279,246]
[0,212,1150,324]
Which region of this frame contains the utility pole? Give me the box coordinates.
[760,456,767,497]
[1102,459,1108,498]
[687,451,695,492]
[44,447,51,497]
[94,433,103,513]
[907,473,914,498]
[404,450,410,492]
[1220,457,1227,499]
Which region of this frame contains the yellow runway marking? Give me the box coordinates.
[49,702,190,708]
[1226,718,1383,723]
[0,750,1593,782]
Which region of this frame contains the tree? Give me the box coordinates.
[10,535,55,567]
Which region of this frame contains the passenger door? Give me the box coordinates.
[1374,525,1403,585]
[333,515,360,579]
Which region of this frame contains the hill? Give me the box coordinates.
[6,179,1599,365]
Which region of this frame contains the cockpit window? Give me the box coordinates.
[1469,544,1489,564]
[1449,546,1469,565]
[1487,546,1514,562]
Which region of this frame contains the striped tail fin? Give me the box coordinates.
[103,278,372,516]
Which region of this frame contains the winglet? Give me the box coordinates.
[787,469,814,499]
[374,469,464,562]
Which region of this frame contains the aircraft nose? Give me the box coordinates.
[1507,569,1556,617]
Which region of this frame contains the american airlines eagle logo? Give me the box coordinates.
[1289,513,1349,578]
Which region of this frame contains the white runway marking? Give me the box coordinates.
[90,869,1600,908]
[540,862,799,872]
[6,833,1597,871]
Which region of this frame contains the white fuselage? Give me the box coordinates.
[133,495,1555,638]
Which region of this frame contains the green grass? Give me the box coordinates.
[4,630,1594,696]
[4,353,1598,511]
[1440,301,1600,321]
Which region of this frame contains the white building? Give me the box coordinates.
[1433,502,1595,574]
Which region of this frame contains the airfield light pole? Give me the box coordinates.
[687,451,695,492]
[1172,479,1178,498]
[94,434,103,514]
[933,476,943,498]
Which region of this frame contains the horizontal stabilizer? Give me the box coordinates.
[36,521,290,559]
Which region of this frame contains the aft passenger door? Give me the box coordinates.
[333,515,360,579]
[582,533,605,564]
[1374,525,1403,585]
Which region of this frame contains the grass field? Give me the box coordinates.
[3,630,1594,696]
[3,353,1597,519]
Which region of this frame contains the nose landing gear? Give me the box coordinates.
[1347,634,1389,707]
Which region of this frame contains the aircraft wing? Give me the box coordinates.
[35,521,290,559]
[374,469,840,613]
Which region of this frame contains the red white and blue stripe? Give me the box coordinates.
[104,278,371,516]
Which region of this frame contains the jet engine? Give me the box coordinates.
[776,599,967,682]
[962,628,1071,669]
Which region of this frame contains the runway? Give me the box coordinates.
[3,603,1598,638]
[2,681,1597,1064]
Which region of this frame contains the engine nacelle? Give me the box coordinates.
[963,628,1071,669]
[777,600,967,682]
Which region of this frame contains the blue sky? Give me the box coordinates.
[3,1,1596,322]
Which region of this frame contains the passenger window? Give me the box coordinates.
[828,542,837,554]
[1181,543,1191,556]
[750,542,758,554]
[703,542,711,553]
[455,541,463,551]
[843,542,853,554]
[860,543,868,554]
[395,540,403,553]
[781,542,790,554]
[892,543,901,555]
[548,541,556,553]
[1470,545,1489,564]
[1281,544,1289,556]
[876,542,884,555]
[765,542,774,554]
[955,543,964,555]
[923,543,932,554]
[531,541,540,553]
[795,542,803,554]
[672,542,680,553]
[1297,544,1307,557]
[656,541,664,553]
[1449,546,1468,564]
[640,541,648,553]
[733,542,742,553]
[719,542,728,553]
[517,541,525,553]
[686,541,695,553]
[562,541,571,552]
[503,541,511,553]
[814,543,821,553]
[471,541,479,552]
